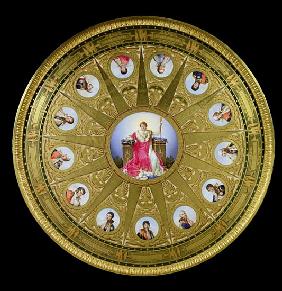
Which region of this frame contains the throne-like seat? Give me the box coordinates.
[121,137,167,166]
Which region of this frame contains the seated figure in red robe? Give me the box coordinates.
[123,121,164,179]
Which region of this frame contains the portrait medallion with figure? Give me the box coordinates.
[110,111,178,181]
[13,17,274,275]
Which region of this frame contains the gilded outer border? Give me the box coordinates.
[13,16,275,275]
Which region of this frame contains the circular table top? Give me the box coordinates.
[13,16,274,275]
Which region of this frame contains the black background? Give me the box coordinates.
[2,3,280,288]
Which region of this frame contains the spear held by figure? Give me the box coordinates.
[160,116,163,139]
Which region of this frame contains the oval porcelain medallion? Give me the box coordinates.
[13,16,274,275]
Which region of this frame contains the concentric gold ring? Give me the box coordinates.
[13,16,274,275]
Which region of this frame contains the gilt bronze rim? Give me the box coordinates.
[13,16,274,275]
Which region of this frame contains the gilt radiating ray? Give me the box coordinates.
[150,184,172,242]
[59,91,113,129]
[122,184,142,244]
[95,60,130,113]
[156,57,187,112]
[167,171,207,211]
[44,135,105,148]
[50,156,109,185]
[91,173,123,209]
[136,48,149,106]
[174,86,225,126]
[184,130,244,142]
[182,154,240,179]
[156,58,187,111]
